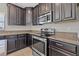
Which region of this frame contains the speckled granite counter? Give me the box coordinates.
[48,32,79,45]
[0,30,40,36]
[0,30,79,45]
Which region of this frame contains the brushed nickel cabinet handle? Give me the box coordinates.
[56,43,63,47]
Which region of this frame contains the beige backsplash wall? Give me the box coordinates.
[30,20,79,32]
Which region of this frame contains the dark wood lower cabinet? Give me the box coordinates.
[49,48,65,56]
[49,48,52,56]
[7,39,16,53]
[7,35,17,53]
[17,34,26,49]
[7,34,32,54]
[15,39,20,50]
[26,34,32,46]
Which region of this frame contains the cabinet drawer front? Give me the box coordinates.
[17,34,26,38]
[0,40,6,45]
[0,36,5,39]
[53,3,62,22]
[49,39,76,53]
[6,35,17,39]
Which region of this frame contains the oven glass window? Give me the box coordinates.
[33,38,45,55]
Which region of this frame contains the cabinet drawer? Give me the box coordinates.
[0,36,5,39]
[49,39,76,53]
[0,40,6,45]
[17,34,26,38]
[6,35,17,39]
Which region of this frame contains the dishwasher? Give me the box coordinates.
[0,39,7,56]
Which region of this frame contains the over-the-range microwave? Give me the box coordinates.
[38,12,52,25]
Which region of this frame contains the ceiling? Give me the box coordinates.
[12,3,38,8]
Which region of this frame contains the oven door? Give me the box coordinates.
[32,36,47,56]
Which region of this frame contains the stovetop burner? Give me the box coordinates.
[40,28,55,38]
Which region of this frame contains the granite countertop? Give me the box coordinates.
[0,30,41,36]
[0,30,79,45]
[48,35,78,45]
[48,32,79,45]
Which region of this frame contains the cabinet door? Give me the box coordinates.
[32,5,39,25]
[21,9,26,25]
[19,37,26,48]
[28,35,32,46]
[51,3,54,11]
[16,34,26,49]
[32,8,36,25]
[42,3,46,14]
[16,7,21,25]
[8,4,26,25]
[15,39,20,50]
[45,3,51,13]
[26,34,32,46]
[49,47,66,56]
[49,48,52,56]
[39,3,46,15]
[39,3,42,16]
[7,4,17,25]
[62,3,76,20]
[53,3,62,22]
[7,35,17,53]
[16,8,25,25]
[39,3,51,15]
[7,38,16,53]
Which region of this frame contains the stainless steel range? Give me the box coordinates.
[32,28,55,56]
[32,35,47,56]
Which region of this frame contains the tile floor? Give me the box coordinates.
[7,47,32,56]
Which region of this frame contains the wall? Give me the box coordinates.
[0,3,31,31]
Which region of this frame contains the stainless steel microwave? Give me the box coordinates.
[38,13,52,25]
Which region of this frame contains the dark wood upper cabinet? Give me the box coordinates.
[32,5,39,25]
[7,3,77,26]
[53,3,62,22]
[22,9,26,25]
[7,4,17,25]
[39,3,51,16]
[45,3,51,13]
[7,4,26,25]
[17,8,26,25]
[52,3,77,22]
[61,3,76,20]
[39,3,44,16]
[6,35,17,53]
[16,7,21,25]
